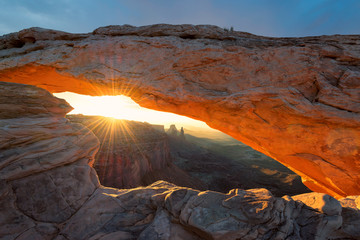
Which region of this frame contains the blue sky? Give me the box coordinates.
[0,0,359,37]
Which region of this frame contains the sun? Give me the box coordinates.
[54,92,212,130]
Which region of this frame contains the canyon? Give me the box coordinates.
[67,114,309,197]
[0,81,359,239]
[167,130,310,197]
[0,24,359,198]
[67,114,205,190]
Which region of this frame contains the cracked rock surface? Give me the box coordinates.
[0,24,359,198]
[0,81,359,239]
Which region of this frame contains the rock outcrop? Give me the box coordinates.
[0,81,360,239]
[0,82,100,239]
[0,25,359,198]
[166,124,186,140]
[167,124,180,137]
[67,114,204,190]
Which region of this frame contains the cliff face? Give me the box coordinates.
[67,114,205,190]
[0,81,359,239]
[0,25,359,198]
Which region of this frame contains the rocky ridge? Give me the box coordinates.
[0,81,360,239]
[0,24,359,198]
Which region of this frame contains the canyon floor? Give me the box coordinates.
[169,128,311,197]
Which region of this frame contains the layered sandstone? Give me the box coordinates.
[0,82,100,239]
[0,25,359,198]
[0,81,359,239]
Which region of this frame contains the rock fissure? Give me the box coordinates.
[46,173,77,213]
[14,227,36,240]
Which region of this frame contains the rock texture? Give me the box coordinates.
[0,82,100,239]
[0,25,359,198]
[0,81,360,239]
[67,114,205,190]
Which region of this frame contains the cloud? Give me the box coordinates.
[0,0,359,36]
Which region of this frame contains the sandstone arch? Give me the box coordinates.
[0,24,359,198]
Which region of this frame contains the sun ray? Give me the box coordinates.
[55,92,213,130]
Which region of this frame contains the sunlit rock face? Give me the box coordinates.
[67,114,205,190]
[0,81,359,239]
[0,25,359,198]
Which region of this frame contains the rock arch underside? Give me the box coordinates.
[0,24,360,239]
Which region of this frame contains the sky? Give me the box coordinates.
[1,0,359,37]
[2,0,360,129]
[54,92,210,129]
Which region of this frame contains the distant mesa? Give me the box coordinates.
[166,124,185,140]
[166,124,179,136]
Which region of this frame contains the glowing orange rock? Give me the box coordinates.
[1,25,359,198]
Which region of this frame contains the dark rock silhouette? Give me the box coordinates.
[180,127,185,140]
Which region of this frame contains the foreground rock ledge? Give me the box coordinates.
[0,24,360,198]
[0,82,359,239]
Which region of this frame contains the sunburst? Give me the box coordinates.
[68,114,151,185]
[55,92,210,129]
